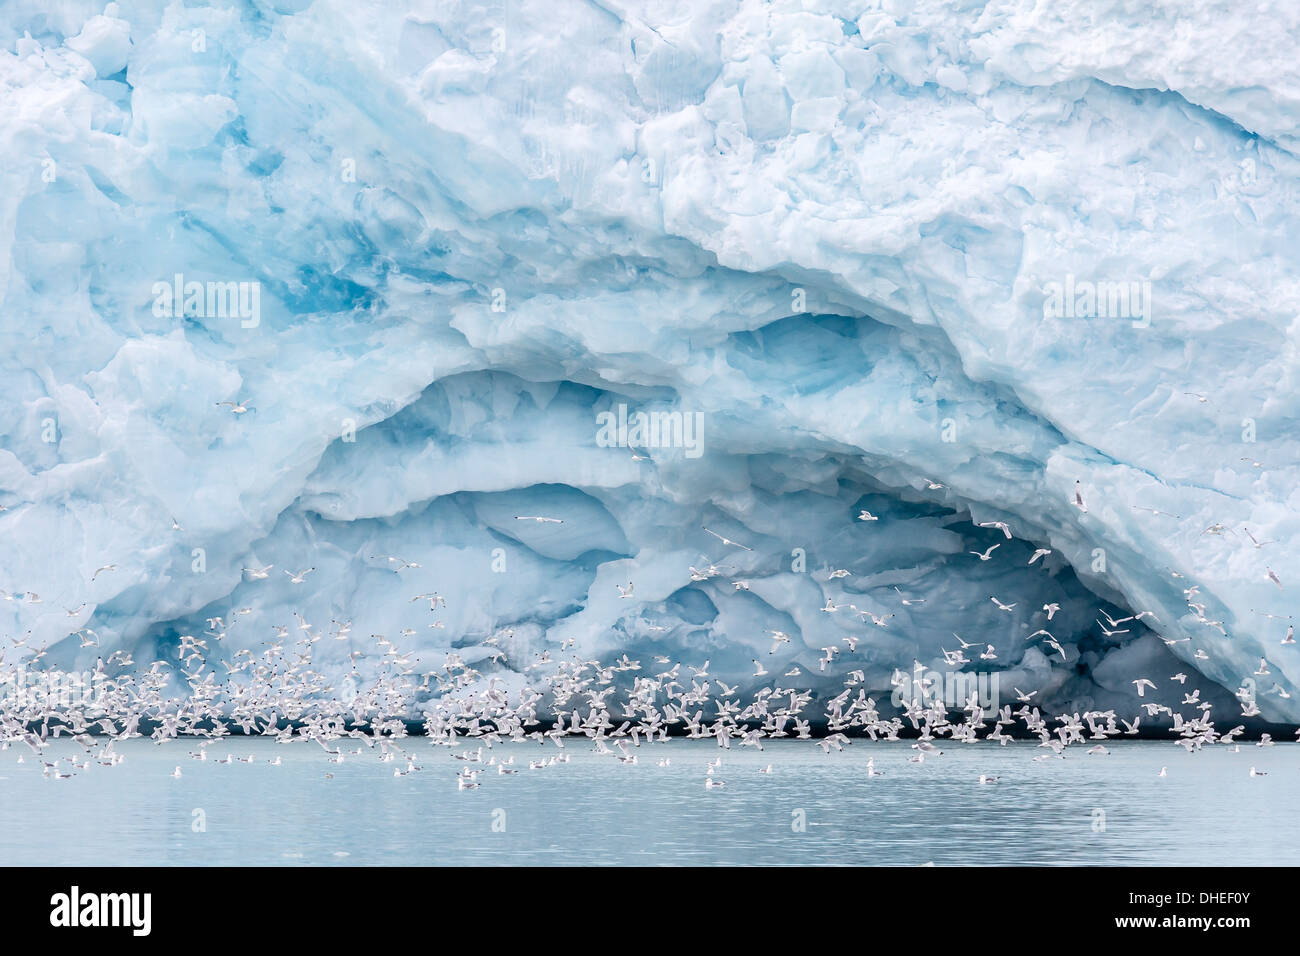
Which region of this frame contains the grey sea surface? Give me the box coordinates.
[1,737,1294,866]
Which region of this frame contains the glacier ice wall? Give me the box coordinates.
[1,0,1297,721]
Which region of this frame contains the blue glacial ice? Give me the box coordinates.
[1,0,1297,722]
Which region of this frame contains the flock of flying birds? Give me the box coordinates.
[1,489,1294,790]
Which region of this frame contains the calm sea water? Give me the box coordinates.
[1,738,1295,866]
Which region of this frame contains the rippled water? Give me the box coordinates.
[1,738,1296,865]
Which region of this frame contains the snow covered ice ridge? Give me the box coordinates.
[0,0,1297,728]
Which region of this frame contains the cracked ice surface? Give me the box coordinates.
[0,0,1297,720]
